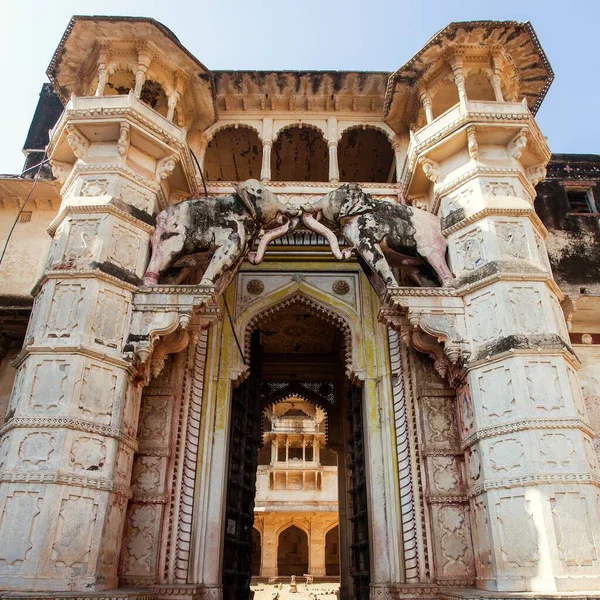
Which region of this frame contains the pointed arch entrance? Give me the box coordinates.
[221,291,370,599]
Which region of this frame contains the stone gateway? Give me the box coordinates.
[0,15,599,600]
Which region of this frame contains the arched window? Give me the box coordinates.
[277,525,309,576]
[272,126,328,182]
[140,80,169,117]
[251,528,261,576]
[431,80,460,119]
[465,72,496,102]
[204,127,262,182]
[105,71,135,95]
[338,127,395,183]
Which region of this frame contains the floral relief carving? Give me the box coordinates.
[108,224,142,273]
[489,438,524,472]
[29,360,69,411]
[18,432,55,465]
[123,504,159,573]
[80,178,109,197]
[472,498,492,571]
[540,433,574,467]
[467,447,481,481]
[468,292,501,344]
[459,384,474,433]
[438,506,471,574]
[91,289,129,349]
[478,366,515,418]
[487,181,516,197]
[442,187,472,217]
[551,492,597,567]
[424,398,454,445]
[525,361,563,411]
[0,491,42,567]
[79,363,116,422]
[431,456,459,492]
[496,222,528,259]
[120,183,153,213]
[45,283,85,338]
[70,436,106,471]
[139,396,169,445]
[509,287,543,335]
[131,456,163,495]
[496,495,538,567]
[52,495,98,568]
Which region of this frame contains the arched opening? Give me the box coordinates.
[140,80,169,117]
[325,525,340,576]
[251,528,261,576]
[431,80,460,119]
[277,525,309,576]
[105,70,135,95]
[272,126,328,182]
[338,128,395,183]
[223,294,369,599]
[465,72,496,102]
[204,127,262,181]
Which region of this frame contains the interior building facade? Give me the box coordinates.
[0,15,599,600]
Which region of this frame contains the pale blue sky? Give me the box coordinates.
[1,0,599,174]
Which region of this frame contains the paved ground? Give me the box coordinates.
[250,581,340,599]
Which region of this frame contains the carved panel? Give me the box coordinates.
[508,287,543,335]
[551,492,597,567]
[29,360,69,411]
[80,178,109,197]
[486,181,516,197]
[18,432,55,466]
[471,497,492,572]
[423,397,456,447]
[120,182,154,213]
[131,456,164,497]
[63,219,99,266]
[52,495,98,569]
[441,186,473,218]
[91,288,129,350]
[437,505,473,576]
[0,491,42,568]
[467,292,502,344]
[496,222,528,260]
[478,365,515,419]
[489,438,524,473]
[108,224,143,274]
[525,361,564,411]
[45,283,86,339]
[457,384,474,435]
[138,396,170,447]
[121,503,160,575]
[539,433,575,467]
[79,362,117,423]
[99,500,126,574]
[69,436,107,471]
[0,435,10,470]
[466,447,481,483]
[431,456,460,493]
[456,229,485,272]
[496,495,538,568]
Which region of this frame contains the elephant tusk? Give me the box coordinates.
[301,213,345,260]
[247,219,293,265]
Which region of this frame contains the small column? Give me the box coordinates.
[491,55,505,102]
[167,93,178,122]
[327,117,339,183]
[392,136,405,183]
[449,55,468,110]
[418,86,433,123]
[271,437,278,464]
[95,48,109,97]
[134,48,152,98]
[261,117,273,182]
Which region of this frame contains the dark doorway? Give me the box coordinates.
[277,525,309,576]
[221,296,370,599]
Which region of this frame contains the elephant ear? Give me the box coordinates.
[233,183,257,219]
[339,189,378,218]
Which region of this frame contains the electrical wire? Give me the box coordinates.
[190,148,208,198]
[223,293,247,365]
[0,150,48,267]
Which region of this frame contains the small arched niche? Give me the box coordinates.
[465,72,496,102]
[272,125,328,182]
[204,126,262,182]
[338,127,395,183]
[431,80,460,119]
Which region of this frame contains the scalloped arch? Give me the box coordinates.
[204,121,263,143]
[273,121,327,142]
[337,122,396,144]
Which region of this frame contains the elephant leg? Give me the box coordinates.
[200,233,245,286]
[427,249,455,286]
[344,221,397,287]
[143,232,185,285]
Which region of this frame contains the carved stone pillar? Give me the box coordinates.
[449,55,468,110]
[328,142,340,184]
[261,141,272,182]
[419,87,433,124]
[403,104,600,593]
[309,520,326,577]
[134,49,152,98]
[0,94,191,592]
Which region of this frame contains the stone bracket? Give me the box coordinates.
[126,284,220,374]
[379,286,469,381]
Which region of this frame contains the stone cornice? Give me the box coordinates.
[442,207,548,238]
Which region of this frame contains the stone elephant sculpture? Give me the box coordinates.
[143,179,299,287]
[301,183,454,289]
